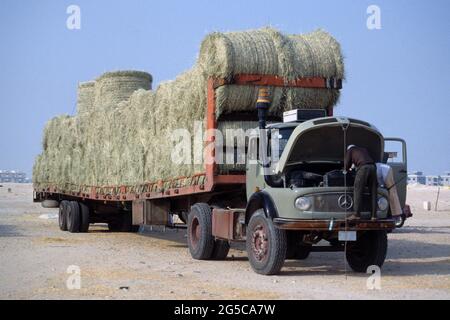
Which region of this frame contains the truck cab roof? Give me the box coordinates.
[267,116,379,132]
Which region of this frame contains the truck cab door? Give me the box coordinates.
[383,138,407,208]
[246,135,263,200]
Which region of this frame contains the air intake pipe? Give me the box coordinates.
[256,88,283,188]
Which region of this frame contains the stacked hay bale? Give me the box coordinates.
[93,71,152,110]
[76,81,95,114]
[33,28,344,192]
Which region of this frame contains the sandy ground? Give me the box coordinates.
[0,183,449,300]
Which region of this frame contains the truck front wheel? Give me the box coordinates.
[246,209,286,275]
[346,230,388,272]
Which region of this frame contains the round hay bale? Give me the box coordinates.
[94,70,153,110]
[76,81,95,114]
[198,28,345,115]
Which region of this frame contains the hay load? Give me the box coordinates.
[33,27,344,192]
[93,70,153,110]
[76,81,95,114]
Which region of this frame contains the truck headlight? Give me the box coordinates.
[378,197,389,211]
[295,197,311,211]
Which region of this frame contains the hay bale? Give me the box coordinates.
[76,81,95,114]
[93,70,152,110]
[33,28,344,192]
[198,28,344,115]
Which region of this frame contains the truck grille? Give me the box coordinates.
[311,193,373,212]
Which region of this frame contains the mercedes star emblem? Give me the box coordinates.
[338,194,353,210]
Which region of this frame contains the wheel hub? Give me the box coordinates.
[190,216,201,248]
[251,224,268,261]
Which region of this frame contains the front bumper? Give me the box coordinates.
[266,186,390,220]
[273,217,395,231]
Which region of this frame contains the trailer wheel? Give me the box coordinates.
[108,212,132,232]
[246,209,286,275]
[187,203,215,260]
[211,240,230,260]
[79,202,90,233]
[67,201,81,233]
[58,200,69,231]
[346,230,388,273]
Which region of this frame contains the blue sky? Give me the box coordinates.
[0,0,449,177]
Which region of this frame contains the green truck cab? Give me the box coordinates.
[236,107,408,274]
[247,117,404,221]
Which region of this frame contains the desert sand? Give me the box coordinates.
[0,183,449,299]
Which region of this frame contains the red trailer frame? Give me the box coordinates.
[34,74,340,204]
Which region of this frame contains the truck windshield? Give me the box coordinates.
[276,127,295,157]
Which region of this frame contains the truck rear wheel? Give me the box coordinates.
[211,239,230,260]
[58,200,69,231]
[187,203,230,260]
[79,202,90,233]
[246,209,286,275]
[67,201,81,233]
[346,230,388,272]
[187,203,215,260]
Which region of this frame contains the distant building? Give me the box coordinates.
[408,171,426,185]
[0,170,27,183]
[426,175,440,186]
[441,172,450,187]
[406,170,450,186]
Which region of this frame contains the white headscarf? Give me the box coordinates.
[347,144,356,151]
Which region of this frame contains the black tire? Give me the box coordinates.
[58,200,69,231]
[67,201,81,233]
[211,240,230,260]
[108,211,132,232]
[187,203,215,260]
[286,231,311,260]
[395,215,406,228]
[346,230,388,273]
[246,209,286,275]
[79,202,90,233]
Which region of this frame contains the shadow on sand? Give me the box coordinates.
[0,224,25,237]
[87,225,450,277]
